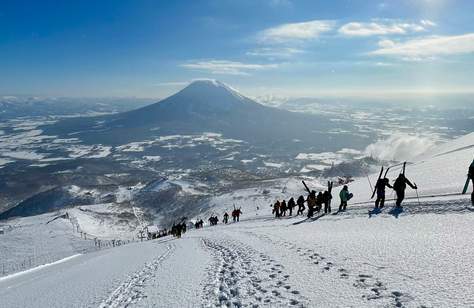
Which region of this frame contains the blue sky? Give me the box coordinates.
[1,0,473,98]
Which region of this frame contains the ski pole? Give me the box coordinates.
[414,183,421,206]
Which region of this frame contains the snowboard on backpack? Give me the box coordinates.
[347,193,353,201]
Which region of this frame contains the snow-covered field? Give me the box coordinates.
[1,133,473,307]
[1,198,474,307]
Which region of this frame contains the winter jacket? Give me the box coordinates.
[339,189,350,202]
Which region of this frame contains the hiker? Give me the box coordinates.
[287,197,296,216]
[272,201,281,218]
[338,185,350,212]
[223,212,229,224]
[280,200,287,217]
[469,159,474,204]
[323,190,332,214]
[306,191,317,218]
[393,173,417,207]
[232,208,242,222]
[375,177,393,209]
[296,195,305,215]
[316,192,323,213]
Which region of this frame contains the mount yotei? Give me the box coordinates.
[45,80,368,153]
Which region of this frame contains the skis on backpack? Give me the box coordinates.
[370,166,384,199]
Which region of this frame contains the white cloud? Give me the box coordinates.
[258,20,335,43]
[370,33,474,60]
[420,19,436,27]
[180,60,278,75]
[246,47,304,58]
[338,20,434,37]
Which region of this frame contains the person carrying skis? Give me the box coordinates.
[223,212,229,224]
[280,200,287,217]
[287,197,296,216]
[323,190,332,214]
[296,195,305,215]
[306,191,317,218]
[469,159,474,204]
[393,173,417,207]
[374,177,392,209]
[272,201,281,218]
[339,185,350,212]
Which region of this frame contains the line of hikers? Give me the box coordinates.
[170,222,187,238]
[271,169,427,218]
[272,186,351,218]
[207,208,243,226]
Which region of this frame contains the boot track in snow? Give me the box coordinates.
[201,237,307,307]
[99,243,175,308]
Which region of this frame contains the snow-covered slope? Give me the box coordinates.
[2,133,474,307]
[349,132,474,204]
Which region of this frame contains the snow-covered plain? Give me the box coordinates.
[1,133,474,307]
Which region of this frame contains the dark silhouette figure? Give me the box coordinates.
[316,192,323,213]
[223,212,229,224]
[280,200,287,217]
[393,174,417,207]
[306,191,317,218]
[287,197,296,216]
[232,208,242,222]
[296,195,305,215]
[469,159,474,204]
[323,190,332,214]
[375,178,393,208]
[272,201,281,218]
[208,216,219,226]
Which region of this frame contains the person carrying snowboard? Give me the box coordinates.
[223,212,229,224]
[338,185,351,212]
[374,177,392,209]
[287,197,296,216]
[393,173,417,207]
[296,195,305,215]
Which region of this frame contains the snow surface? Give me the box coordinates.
[2,199,474,307]
[1,133,474,307]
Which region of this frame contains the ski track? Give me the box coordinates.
[99,243,175,308]
[201,237,308,307]
[246,232,415,307]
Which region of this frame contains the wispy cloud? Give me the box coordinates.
[369,33,474,60]
[180,60,278,75]
[258,20,335,43]
[246,47,304,59]
[338,20,435,37]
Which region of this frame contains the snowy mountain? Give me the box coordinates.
[45,80,362,152]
